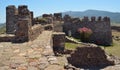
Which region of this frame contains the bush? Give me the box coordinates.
[78,27,93,42]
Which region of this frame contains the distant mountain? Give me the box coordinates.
[62,10,120,23]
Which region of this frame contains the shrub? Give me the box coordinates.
[78,27,93,42]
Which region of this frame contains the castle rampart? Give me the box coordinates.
[63,16,112,45]
[54,13,62,21]
[6,5,18,34]
[3,5,113,45]
[2,5,44,42]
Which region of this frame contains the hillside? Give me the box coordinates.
[0,23,6,34]
[62,10,120,24]
[0,23,5,28]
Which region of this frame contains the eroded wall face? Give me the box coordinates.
[68,46,114,67]
[14,20,29,42]
[14,6,30,42]
[5,5,43,43]
[53,33,65,52]
[6,5,18,34]
[63,17,112,45]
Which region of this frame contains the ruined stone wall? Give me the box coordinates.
[6,5,18,34]
[14,19,30,42]
[5,5,44,43]
[63,16,112,45]
[30,11,34,25]
[53,22,63,32]
[68,46,114,67]
[0,34,15,42]
[42,14,52,18]
[53,32,65,53]
[13,5,32,42]
[29,24,43,41]
[34,17,53,25]
[54,13,62,21]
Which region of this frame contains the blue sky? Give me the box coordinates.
[0,0,120,23]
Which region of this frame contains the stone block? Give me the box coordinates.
[53,32,65,53]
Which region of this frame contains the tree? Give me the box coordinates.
[77,27,93,42]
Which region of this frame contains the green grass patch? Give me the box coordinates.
[66,30,120,58]
[65,42,84,50]
[104,40,120,57]
[65,40,120,58]
[65,42,79,50]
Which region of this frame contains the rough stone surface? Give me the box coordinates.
[53,32,65,53]
[0,31,64,70]
[5,5,43,43]
[54,13,62,21]
[6,5,18,34]
[67,46,115,68]
[45,65,64,70]
[63,16,112,45]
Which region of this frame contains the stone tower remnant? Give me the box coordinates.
[6,5,18,34]
[53,32,65,53]
[14,5,32,42]
[5,5,43,43]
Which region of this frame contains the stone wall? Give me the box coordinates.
[54,13,62,21]
[13,5,32,42]
[63,16,112,45]
[6,5,18,34]
[0,34,15,42]
[67,46,114,68]
[33,17,53,25]
[14,19,30,42]
[30,11,34,25]
[53,32,65,53]
[44,24,53,30]
[42,14,52,18]
[29,24,43,41]
[53,21,63,32]
[5,5,43,43]
[13,5,44,42]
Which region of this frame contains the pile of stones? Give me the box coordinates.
[67,46,115,68]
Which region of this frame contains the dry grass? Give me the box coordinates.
[104,27,120,57]
[105,40,120,57]
[65,27,120,57]
[112,30,120,36]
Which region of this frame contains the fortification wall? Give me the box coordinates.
[68,46,114,67]
[13,5,32,42]
[29,24,43,41]
[6,5,18,34]
[53,32,65,53]
[14,19,30,42]
[2,5,49,43]
[63,16,112,45]
[0,34,15,42]
[54,13,62,21]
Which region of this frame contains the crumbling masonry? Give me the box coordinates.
[4,5,112,45]
[6,5,43,42]
[63,16,112,45]
[6,5,18,34]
